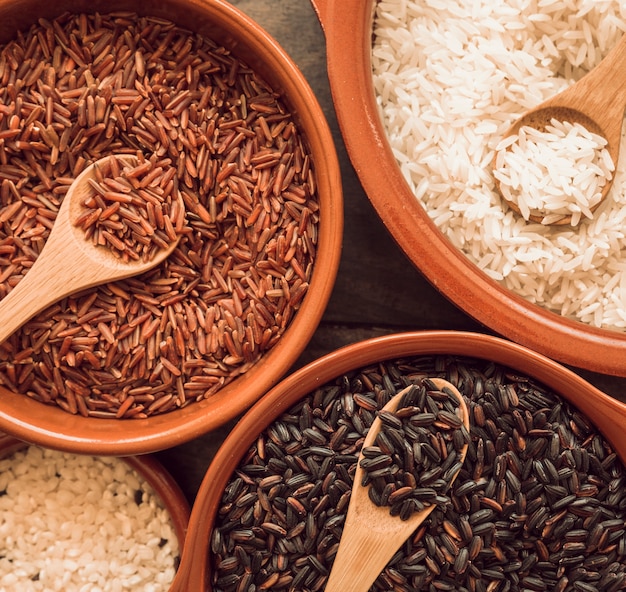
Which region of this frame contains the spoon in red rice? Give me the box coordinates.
[325,379,469,592]
[0,154,184,344]
[493,32,626,226]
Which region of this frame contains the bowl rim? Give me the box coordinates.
[0,0,343,455]
[176,329,626,590]
[311,0,626,376]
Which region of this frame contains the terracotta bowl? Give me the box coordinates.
[0,0,342,454]
[175,330,626,591]
[309,0,626,376]
[0,432,191,587]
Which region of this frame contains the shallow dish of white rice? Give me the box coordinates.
[313,0,626,375]
[0,435,189,591]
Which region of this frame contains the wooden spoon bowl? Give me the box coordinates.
[0,154,183,345]
[324,378,469,592]
[493,33,626,226]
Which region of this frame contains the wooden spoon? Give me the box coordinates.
[493,32,626,226]
[324,378,469,592]
[0,155,183,345]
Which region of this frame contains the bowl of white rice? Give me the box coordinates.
[312,0,626,375]
[0,433,189,591]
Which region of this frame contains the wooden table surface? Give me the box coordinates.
[154,0,626,504]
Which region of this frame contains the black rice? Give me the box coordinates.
[359,379,467,520]
[211,355,626,592]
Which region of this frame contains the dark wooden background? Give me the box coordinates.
[154,0,626,504]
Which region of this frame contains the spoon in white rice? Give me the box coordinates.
[493,32,626,226]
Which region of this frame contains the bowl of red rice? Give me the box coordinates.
[0,0,343,454]
[311,0,626,375]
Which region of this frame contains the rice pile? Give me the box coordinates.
[372,0,626,329]
[75,155,185,263]
[0,446,179,591]
[494,120,614,224]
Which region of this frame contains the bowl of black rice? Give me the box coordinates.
[177,330,626,591]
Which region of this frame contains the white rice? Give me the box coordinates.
[494,119,614,224]
[0,446,179,592]
[372,0,626,330]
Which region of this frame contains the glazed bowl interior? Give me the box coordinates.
[0,0,343,454]
[176,330,626,590]
[311,0,626,376]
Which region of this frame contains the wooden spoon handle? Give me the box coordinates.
[589,33,626,108]
[324,504,436,592]
[546,32,626,145]
[0,241,95,345]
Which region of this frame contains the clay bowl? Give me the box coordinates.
[175,331,626,591]
[0,432,190,588]
[0,0,342,454]
[309,0,626,376]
